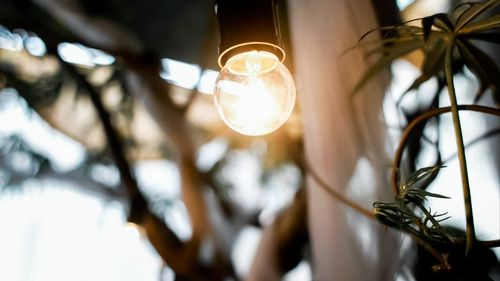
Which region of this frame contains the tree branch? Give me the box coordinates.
[56,55,205,275]
[247,188,309,280]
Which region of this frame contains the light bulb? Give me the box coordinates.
[213,50,296,136]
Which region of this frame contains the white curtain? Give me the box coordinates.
[288,0,401,280]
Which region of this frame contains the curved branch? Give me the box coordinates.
[391,104,500,248]
[60,59,143,202]
[391,105,500,195]
[8,165,125,202]
[57,56,203,275]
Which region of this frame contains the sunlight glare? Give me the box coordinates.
[24,36,46,57]
[160,58,201,89]
[197,69,219,94]
[0,89,86,171]
[58,43,115,67]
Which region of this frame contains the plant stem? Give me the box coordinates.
[444,38,476,254]
[390,104,500,248]
[391,105,500,194]
[481,239,500,248]
[408,231,448,267]
[305,159,375,220]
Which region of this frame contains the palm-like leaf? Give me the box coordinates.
[457,38,500,102]
[352,0,500,104]
[456,0,500,30]
[460,14,500,33]
[364,0,500,272]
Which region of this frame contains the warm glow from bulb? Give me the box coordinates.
[123,222,142,242]
[214,51,296,136]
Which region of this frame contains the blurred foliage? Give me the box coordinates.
[0,7,303,224]
[0,134,47,190]
[0,0,305,279]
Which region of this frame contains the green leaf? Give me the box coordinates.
[456,0,500,31]
[418,190,450,199]
[422,14,454,40]
[357,18,424,43]
[342,25,424,58]
[352,40,424,95]
[403,190,427,203]
[405,38,447,93]
[373,201,421,228]
[341,36,422,58]
[403,166,443,190]
[455,2,480,26]
[373,208,401,228]
[403,189,449,206]
[433,211,451,224]
[363,29,439,59]
[460,14,500,33]
[464,31,500,44]
[456,38,500,103]
[422,17,434,41]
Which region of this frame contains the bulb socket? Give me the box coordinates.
[216,0,285,68]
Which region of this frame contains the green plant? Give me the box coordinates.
[341,0,500,278]
[374,166,452,246]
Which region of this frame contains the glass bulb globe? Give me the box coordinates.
[213,51,296,136]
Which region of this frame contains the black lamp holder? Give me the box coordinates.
[216,0,285,68]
